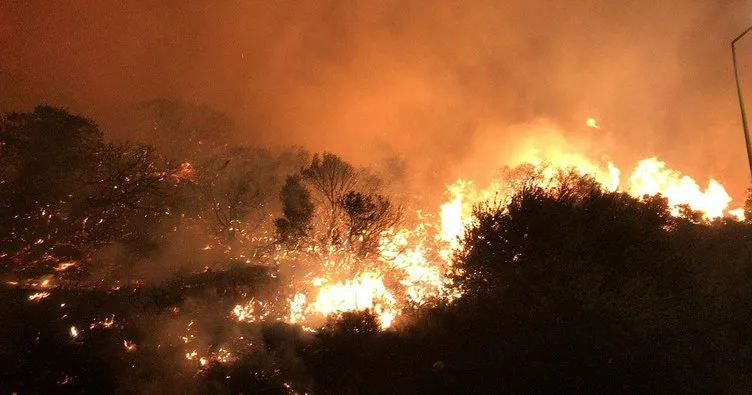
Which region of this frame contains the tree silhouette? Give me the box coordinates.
[0,106,103,213]
[275,175,314,245]
[449,169,706,393]
[339,191,401,257]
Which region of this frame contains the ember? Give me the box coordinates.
[28,292,50,301]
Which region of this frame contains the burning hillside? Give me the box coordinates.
[2,107,752,393]
[3,109,742,331]
[230,135,744,332]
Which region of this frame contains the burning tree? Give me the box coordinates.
[80,141,186,248]
[339,191,401,257]
[301,153,360,246]
[278,152,402,257]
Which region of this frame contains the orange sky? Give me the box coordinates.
[1,0,752,198]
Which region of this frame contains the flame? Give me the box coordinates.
[729,208,745,221]
[439,181,470,253]
[70,326,79,338]
[629,158,733,219]
[304,272,398,329]
[512,145,620,192]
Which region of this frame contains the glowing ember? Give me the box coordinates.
[214,347,234,364]
[172,162,195,183]
[185,347,232,368]
[123,340,137,351]
[28,292,51,301]
[232,298,271,323]
[69,326,79,338]
[586,117,601,129]
[53,261,77,271]
[90,315,116,329]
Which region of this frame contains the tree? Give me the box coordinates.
[0,106,104,213]
[301,153,359,244]
[302,153,359,209]
[450,168,702,393]
[193,147,284,243]
[277,153,402,256]
[0,107,190,270]
[79,141,184,248]
[275,175,314,244]
[339,191,401,256]
[0,107,106,264]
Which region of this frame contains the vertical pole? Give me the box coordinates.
[732,26,752,178]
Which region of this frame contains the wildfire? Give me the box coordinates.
[227,147,742,333]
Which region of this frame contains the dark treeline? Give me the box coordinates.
[2,105,752,394]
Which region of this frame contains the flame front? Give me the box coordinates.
[629,158,733,219]
[294,272,398,329]
[225,132,742,332]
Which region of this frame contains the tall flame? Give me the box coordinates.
[629,158,732,219]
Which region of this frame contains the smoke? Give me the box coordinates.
[1,0,751,197]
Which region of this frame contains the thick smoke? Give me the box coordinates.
[1,0,751,197]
